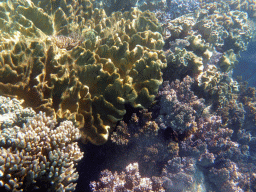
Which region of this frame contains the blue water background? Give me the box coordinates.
[234,41,256,87]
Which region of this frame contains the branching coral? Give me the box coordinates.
[111,109,159,145]
[0,96,83,191]
[110,109,177,175]
[90,162,165,191]
[156,76,205,134]
[161,157,206,191]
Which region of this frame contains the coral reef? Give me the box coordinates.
[96,74,256,191]
[179,112,256,191]
[90,154,205,192]
[0,96,36,128]
[197,64,240,108]
[0,0,166,145]
[111,109,159,145]
[0,0,256,191]
[92,0,138,15]
[92,0,167,15]
[162,5,252,82]
[156,76,205,134]
[0,96,83,191]
[161,157,206,191]
[155,0,200,23]
[201,0,256,19]
[90,162,165,191]
[111,109,177,176]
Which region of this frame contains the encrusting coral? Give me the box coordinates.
[0,0,166,145]
[0,96,83,191]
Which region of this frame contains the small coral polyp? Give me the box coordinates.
[0,0,166,145]
[50,34,82,50]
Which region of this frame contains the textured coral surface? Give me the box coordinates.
[0,0,166,145]
[0,96,83,191]
[0,0,256,192]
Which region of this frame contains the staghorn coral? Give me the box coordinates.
[0,96,83,191]
[0,0,166,145]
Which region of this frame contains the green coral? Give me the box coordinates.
[219,49,238,72]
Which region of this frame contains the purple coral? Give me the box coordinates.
[161,157,205,191]
[156,76,205,134]
[90,162,165,191]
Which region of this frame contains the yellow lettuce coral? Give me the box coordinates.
[0,0,166,145]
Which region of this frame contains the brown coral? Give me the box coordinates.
[0,1,166,145]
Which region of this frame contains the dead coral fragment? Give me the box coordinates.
[50,33,83,50]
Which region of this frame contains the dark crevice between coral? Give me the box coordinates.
[76,140,118,192]
[191,81,220,110]
[121,103,143,124]
[160,127,188,142]
[163,38,171,51]
[76,137,162,191]
[76,102,165,191]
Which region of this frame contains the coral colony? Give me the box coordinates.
[0,0,255,191]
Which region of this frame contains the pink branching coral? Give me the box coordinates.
[111,109,159,145]
[90,162,165,191]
